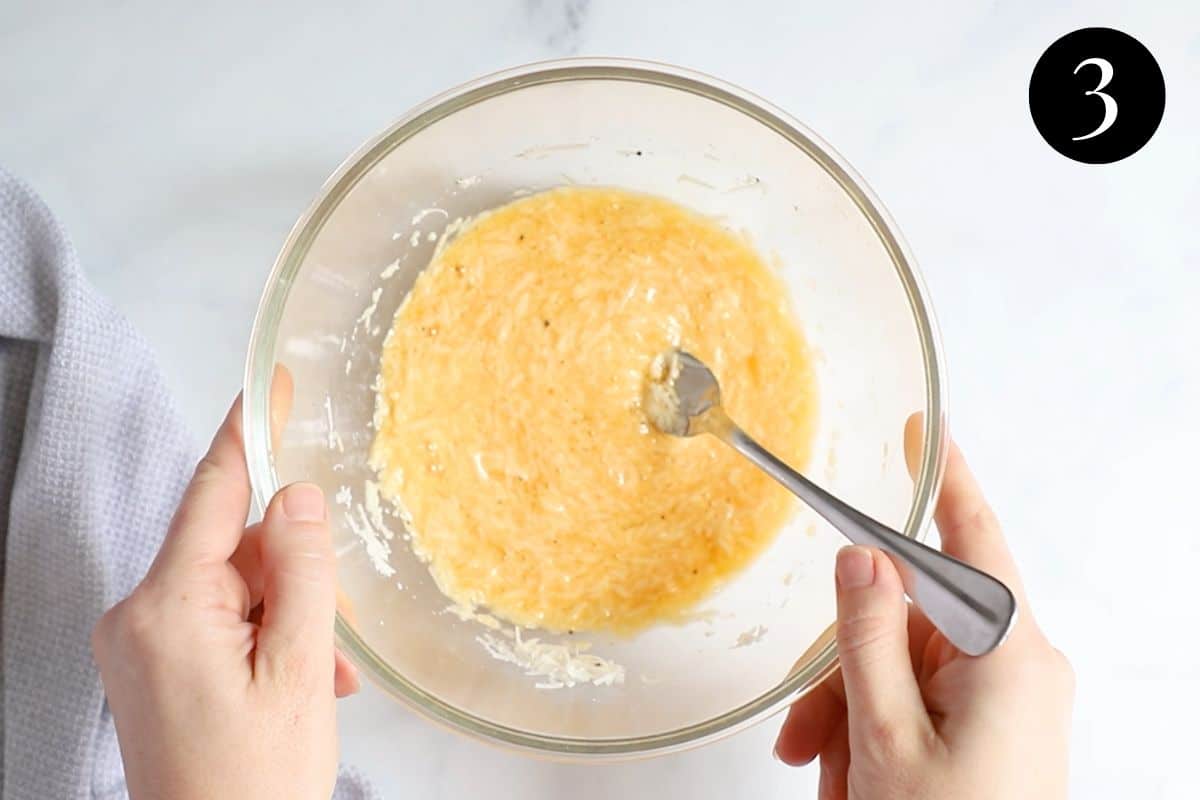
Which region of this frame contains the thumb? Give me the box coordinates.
[254,482,336,686]
[835,546,931,755]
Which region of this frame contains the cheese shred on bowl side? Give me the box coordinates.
[370,186,817,634]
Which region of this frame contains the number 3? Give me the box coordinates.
[1072,57,1117,141]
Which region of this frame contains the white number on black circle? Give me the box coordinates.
[1071,57,1117,141]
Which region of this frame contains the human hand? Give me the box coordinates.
[774,421,1074,799]
[92,377,359,800]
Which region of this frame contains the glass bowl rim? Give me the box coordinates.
[243,55,948,761]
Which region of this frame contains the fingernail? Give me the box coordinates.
[282,482,326,522]
[836,546,875,589]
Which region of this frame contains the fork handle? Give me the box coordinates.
[713,415,1016,657]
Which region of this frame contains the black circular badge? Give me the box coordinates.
[1029,27,1165,164]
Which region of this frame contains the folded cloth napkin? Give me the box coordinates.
[0,168,375,799]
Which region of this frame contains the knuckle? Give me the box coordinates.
[191,454,225,486]
[269,522,335,572]
[92,588,164,670]
[123,590,160,635]
[941,501,1003,550]
[951,500,1001,537]
[90,608,117,663]
[964,502,1001,534]
[1052,648,1076,693]
[117,589,164,652]
[1011,640,1075,693]
[837,610,895,659]
[265,646,323,695]
[860,717,918,763]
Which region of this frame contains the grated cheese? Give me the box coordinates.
[322,395,337,451]
[476,626,625,689]
[411,207,448,226]
[356,288,383,332]
[380,258,402,280]
[733,624,768,649]
[345,502,397,578]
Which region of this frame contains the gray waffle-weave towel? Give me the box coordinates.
[0,168,376,799]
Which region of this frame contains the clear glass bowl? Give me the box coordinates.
[243,58,946,760]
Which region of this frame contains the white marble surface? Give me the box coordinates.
[3,1,1199,797]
